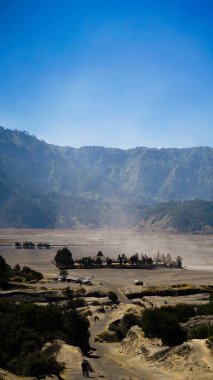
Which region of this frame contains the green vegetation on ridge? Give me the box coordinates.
[144,200,213,233]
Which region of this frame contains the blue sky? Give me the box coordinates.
[0,0,213,148]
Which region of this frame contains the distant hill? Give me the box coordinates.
[0,126,213,230]
[141,200,213,233]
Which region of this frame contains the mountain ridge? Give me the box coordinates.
[0,126,213,229]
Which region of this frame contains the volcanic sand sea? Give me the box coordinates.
[0,228,213,286]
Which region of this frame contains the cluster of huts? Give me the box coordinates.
[57,275,92,285]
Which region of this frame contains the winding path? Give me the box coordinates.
[69,282,156,379]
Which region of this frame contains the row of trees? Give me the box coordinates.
[54,247,182,269]
[15,242,50,249]
[127,253,153,266]
[154,251,182,268]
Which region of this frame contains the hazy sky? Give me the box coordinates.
[0,0,213,148]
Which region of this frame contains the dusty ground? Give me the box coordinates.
[1,228,213,284]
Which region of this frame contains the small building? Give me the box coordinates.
[92,251,107,264]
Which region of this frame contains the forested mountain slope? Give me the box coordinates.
[141,200,213,233]
[0,126,213,229]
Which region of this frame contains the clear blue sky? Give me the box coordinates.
[0,0,213,148]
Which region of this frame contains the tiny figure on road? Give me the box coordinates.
[81,358,92,377]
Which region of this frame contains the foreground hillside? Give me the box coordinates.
[1,126,213,230]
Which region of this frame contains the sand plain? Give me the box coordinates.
[0,228,213,286]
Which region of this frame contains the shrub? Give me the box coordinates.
[0,278,10,290]
[187,325,213,340]
[22,266,43,282]
[75,287,87,297]
[8,350,64,378]
[161,304,195,323]
[69,298,86,309]
[141,308,186,346]
[196,302,213,316]
[209,292,213,303]
[63,286,74,301]
[108,291,119,304]
[109,313,141,340]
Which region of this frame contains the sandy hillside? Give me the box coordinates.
[117,325,213,380]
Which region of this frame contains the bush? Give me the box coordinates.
[161,304,195,323]
[187,325,213,340]
[196,302,213,316]
[209,292,213,303]
[86,290,105,298]
[109,313,141,340]
[69,298,86,309]
[141,308,186,346]
[8,350,64,378]
[75,287,87,297]
[63,286,74,301]
[0,278,10,290]
[108,291,118,304]
[22,266,43,282]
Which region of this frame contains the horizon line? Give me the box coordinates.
[1,125,213,151]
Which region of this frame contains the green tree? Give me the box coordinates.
[0,255,10,279]
[54,247,74,268]
[96,256,102,266]
[118,254,122,265]
[64,309,90,351]
[15,242,21,249]
[0,255,7,273]
[106,257,112,266]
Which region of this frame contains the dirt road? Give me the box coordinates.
[87,308,155,380]
[67,282,157,380]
